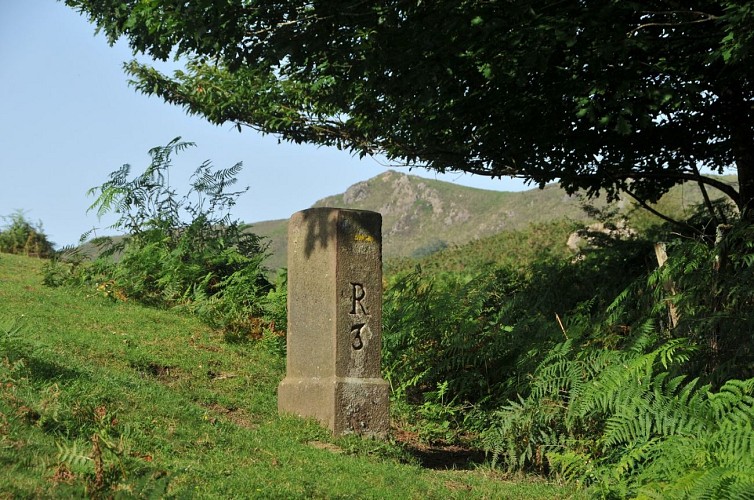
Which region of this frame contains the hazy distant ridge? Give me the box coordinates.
[252,170,602,270]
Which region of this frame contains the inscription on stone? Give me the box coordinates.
[350,283,368,315]
[349,282,369,351]
[351,324,365,350]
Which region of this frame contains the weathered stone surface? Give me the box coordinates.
[278,208,389,436]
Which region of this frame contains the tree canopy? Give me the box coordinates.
[66,1,754,215]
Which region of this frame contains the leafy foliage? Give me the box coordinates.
[382,202,754,496]
[67,1,754,212]
[644,220,754,382]
[45,138,276,337]
[386,220,579,275]
[0,211,55,258]
[483,330,754,497]
[382,230,652,442]
[474,217,754,495]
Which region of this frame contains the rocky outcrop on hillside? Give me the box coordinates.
[566,221,638,253]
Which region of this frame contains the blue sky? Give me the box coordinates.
[0,0,528,248]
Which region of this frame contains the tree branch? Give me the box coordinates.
[622,186,703,237]
[606,170,740,208]
[631,10,719,35]
[692,163,727,225]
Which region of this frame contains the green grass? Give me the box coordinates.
[0,253,579,498]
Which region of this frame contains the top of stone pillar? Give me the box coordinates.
[288,207,382,261]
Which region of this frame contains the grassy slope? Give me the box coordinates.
[0,253,578,498]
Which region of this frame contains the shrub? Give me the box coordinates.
[0,211,55,258]
[382,234,652,439]
[383,205,754,496]
[477,217,754,495]
[45,138,273,336]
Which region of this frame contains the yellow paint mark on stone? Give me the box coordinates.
[354,233,375,243]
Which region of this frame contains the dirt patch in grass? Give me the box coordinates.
[201,402,258,429]
[392,429,487,470]
[49,464,76,485]
[131,362,184,383]
[146,363,176,379]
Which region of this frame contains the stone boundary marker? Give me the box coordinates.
[278,207,390,436]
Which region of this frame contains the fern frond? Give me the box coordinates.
[603,410,652,447]
[611,438,659,478]
[56,440,92,468]
[625,318,657,353]
[547,449,597,484]
[672,465,754,500]
[87,185,130,219]
[709,379,754,418]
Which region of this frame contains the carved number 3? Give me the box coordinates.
[351,324,365,350]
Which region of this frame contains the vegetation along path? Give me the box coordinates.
[0,253,576,498]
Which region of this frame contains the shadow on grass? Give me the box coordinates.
[407,444,487,470]
[394,431,487,470]
[2,344,84,384]
[25,356,83,382]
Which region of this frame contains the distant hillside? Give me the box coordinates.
[251,171,588,270]
[250,170,737,272]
